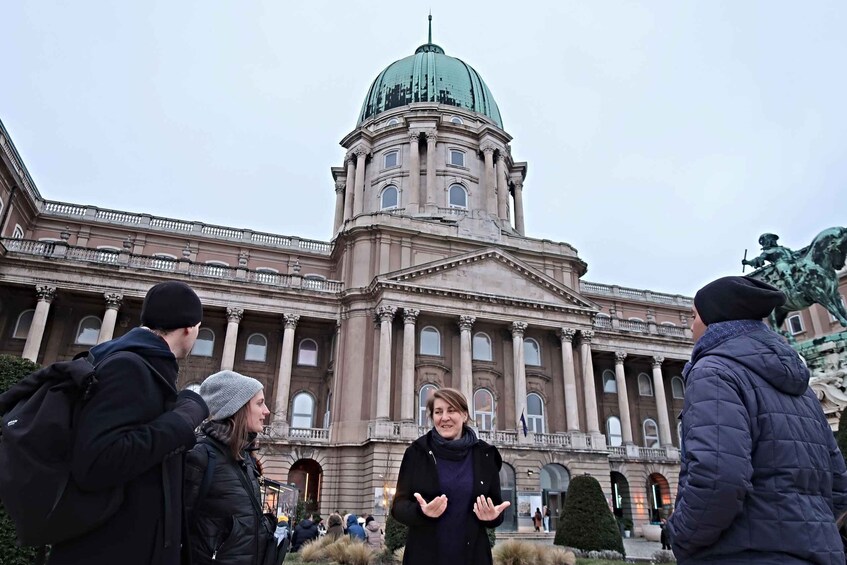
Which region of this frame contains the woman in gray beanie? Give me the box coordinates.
[183,371,279,565]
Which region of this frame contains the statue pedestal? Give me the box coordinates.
[799,331,847,429]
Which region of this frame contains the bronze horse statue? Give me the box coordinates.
[746,227,847,332]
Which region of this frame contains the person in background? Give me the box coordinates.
[391,388,510,565]
[274,516,290,547]
[669,276,847,564]
[290,513,319,552]
[542,505,550,533]
[533,507,542,532]
[364,515,384,550]
[325,513,344,540]
[346,514,366,541]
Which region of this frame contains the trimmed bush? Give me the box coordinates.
[0,355,40,565]
[384,513,407,552]
[554,475,624,556]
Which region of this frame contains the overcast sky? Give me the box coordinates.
[2,1,845,296]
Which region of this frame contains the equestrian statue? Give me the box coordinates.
[743,227,847,333]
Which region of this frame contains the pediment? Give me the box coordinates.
[380,248,597,311]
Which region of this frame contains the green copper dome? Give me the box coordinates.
[358,42,503,128]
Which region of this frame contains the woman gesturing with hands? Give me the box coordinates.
[392,388,510,565]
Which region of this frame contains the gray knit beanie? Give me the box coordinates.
[200,370,264,421]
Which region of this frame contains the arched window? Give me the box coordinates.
[420,326,441,356]
[449,149,465,166]
[191,328,215,357]
[383,150,399,169]
[75,316,102,345]
[524,338,540,366]
[671,376,685,399]
[380,185,399,210]
[606,416,622,446]
[291,392,315,428]
[297,339,318,366]
[643,418,660,448]
[602,369,617,393]
[12,309,34,339]
[323,392,332,428]
[786,314,804,335]
[386,118,399,126]
[526,393,545,434]
[473,389,495,431]
[418,384,437,427]
[450,116,464,125]
[12,224,24,239]
[472,332,492,361]
[638,373,653,396]
[245,333,267,362]
[448,184,467,208]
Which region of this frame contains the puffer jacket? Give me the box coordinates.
[346,515,366,540]
[291,519,319,552]
[669,321,847,564]
[365,521,384,549]
[184,432,272,565]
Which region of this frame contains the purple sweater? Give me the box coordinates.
[435,452,474,562]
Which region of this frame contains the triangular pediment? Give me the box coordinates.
[380,248,597,311]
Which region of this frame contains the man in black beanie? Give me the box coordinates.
[48,281,209,565]
[669,275,847,565]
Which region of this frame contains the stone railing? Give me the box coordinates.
[607,444,679,461]
[39,200,333,255]
[607,445,627,457]
[1,239,343,294]
[593,315,613,329]
[657,324,686,338]
[479,430,519,445]
[287,427,330,442]
[618,319,647,333]
[580,281,693,307]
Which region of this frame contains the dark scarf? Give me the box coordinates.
[200,419,258,458]
[429,425,478,461]
[684,319,769,379]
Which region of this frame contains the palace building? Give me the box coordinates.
[2,30,754,534]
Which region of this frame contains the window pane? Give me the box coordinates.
[245,334,267,362]
[298,340,318,365]
[420,327,440,355]
[527,394,543,417]
[788,315,803,334]
[603,370,617,393]
[472,332,492,361]
[384,151,398,168]
[381,186,398,209]
[643,419,659,448]
[607,416,622,446]
[76,317,101,345]
[192,329,214,357]
[671,377,685,399]
[13,310,34,339]
[419,384,437,426]
[449,185,467,208]
[450,150,464,166]
[638,374,653,396]
[524,339,540,366]
[292,393,314,428]
[474,389,494,431]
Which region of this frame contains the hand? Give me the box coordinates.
[414,493,448,518]
[173,389,209,429]
[473,495,510,521]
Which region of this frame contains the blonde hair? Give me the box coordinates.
[426,387,469,420]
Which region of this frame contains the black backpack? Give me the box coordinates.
[0,350,159,546]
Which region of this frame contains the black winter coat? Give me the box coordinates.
[391,432,504,565]
[290,519,319,552]
[184,435,273,565]
[48,328,199,565]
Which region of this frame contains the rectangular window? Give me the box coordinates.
[449,150,465,167]
[787,314,804,335]
[384,151,398,168]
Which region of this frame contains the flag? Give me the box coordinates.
[520,410,528,437]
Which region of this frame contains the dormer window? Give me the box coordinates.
[384,150,399,169]
[386,118,399,126]
[449,149,465,167]
[450,116,464,125]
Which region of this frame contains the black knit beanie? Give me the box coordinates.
[141,281,203,330]
[694,276,785,325]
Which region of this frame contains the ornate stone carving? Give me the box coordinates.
[652,355,664,367]
[35,285,56,302]
[558,328,577,343]
[283,314,300,329]
[511,321,528,338]
[344,152,355,166]
[238,250,249,267]
[104,292,123,310]
[335,179,346,192]
[580,329,594,344]
[615,351,628,364]
[403,308,420,324]
[227,307,244,323]
[377,305,397,322]
[409,131,423,143]
[424,130,437,143]
[182,243,192,259]
[513,180,524,191]
[352,146,370,159]
[646,308,656,323]
[458,315,476,332]
[480,142,496,155]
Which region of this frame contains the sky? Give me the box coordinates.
[2,1,846,297]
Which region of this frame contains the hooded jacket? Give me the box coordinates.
[291,518,319,552]
[669,321,847,564]
[346,515,366,540]
[391,431,504,565]
[364,520,384,549]
[48,328,199,565]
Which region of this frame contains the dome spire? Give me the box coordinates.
[428,12,432,44]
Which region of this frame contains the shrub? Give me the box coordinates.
[652,549,676,563]
[546,546,576,565]
[487,527,496,548]
[493,539,546,565]
[837,408,847,466]
[384,513,407,552]
[554,475,624,556]
[0,355,41,565]
[299,535,335,562]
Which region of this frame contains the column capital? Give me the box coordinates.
[227,307,244,323]
[513,179,524,190]
[377,305,397,322]
[283,313,300,330]
[344,152,355,165]
[335,179,346,192]
[409,130,423,143]
[558,327,577,343]
[352,145,370,159]
[458,315,476,332]
[424,129,437,142]
[580,329,595,344]
[652,355,664,368]
[403,308,420,324]
[35,284,57,302]
[480,142,496,155]
[511,321,528,338]
[615,350,628,364]
[104,292,123,310]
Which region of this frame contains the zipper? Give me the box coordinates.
[428,450,437,466]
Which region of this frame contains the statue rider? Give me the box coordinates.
[742,233,794,284]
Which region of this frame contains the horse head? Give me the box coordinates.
[809,227,847,272]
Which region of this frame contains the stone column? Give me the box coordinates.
[352,147,368,216]
[481,144,496,214]
[343,154,355,221]
[458,316,475,404]
[273,314,299,431]
[376,306,397,420]
[579,329,600,433]
[496,153,508,220]
[408,132,421,213]
[511,322,528,432]
[96,292,123,344]
[22,285,56,362]
[220,307,244,371]
[614,351,634,444]
[514,180,526,235]
[558,328,580,431]
[652,356,673,446]
[400,308,420,422]
[333,179,346,232]
[424,131,437,210]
